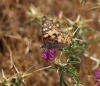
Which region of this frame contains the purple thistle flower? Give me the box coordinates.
[95,69,100,79]
[42,50,56,64]
[94,82,100,86]
[56,11,63,18]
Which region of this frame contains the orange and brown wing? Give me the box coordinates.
[41,16,71,50]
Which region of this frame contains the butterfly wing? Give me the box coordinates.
[41,16,71,50]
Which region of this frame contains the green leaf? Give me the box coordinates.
[73,45,85,51]
[68,61,80,64]
[67,68,80,84]
[67,68,78,79]
[64,49,70,53]
[67,54,81,62]
[73,56,81,62]
[87,38,100,46]
[89,6,100,10]
[68,68,77,73]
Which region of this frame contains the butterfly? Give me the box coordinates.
[41,16,72,50]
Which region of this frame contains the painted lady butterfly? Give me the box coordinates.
[41,16,72,50]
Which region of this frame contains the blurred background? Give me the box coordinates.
[0,0,100,86]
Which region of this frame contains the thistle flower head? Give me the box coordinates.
[94,82,100,86]
[95,69,100,79]
[42,49,56,64]
[56,11,63,18]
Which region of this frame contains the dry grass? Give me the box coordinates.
[0,0,100,86]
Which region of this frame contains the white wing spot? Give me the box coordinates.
[44,23,47,27]
[44,34,49,38]
[43,28,48,31]
[49,26,52,28]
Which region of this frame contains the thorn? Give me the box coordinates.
[10,51,13,68]
[56,69,59,73]
[1,69,6,79]
[32,66,52,73]
[22,79,26,85]
[76,15,81,23]
[25,37,32,54]
[13,64,19,74]
[72,26,80,36]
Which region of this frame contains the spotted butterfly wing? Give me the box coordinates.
[41,16,71,50]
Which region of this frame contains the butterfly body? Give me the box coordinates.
[41,16,72,50]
